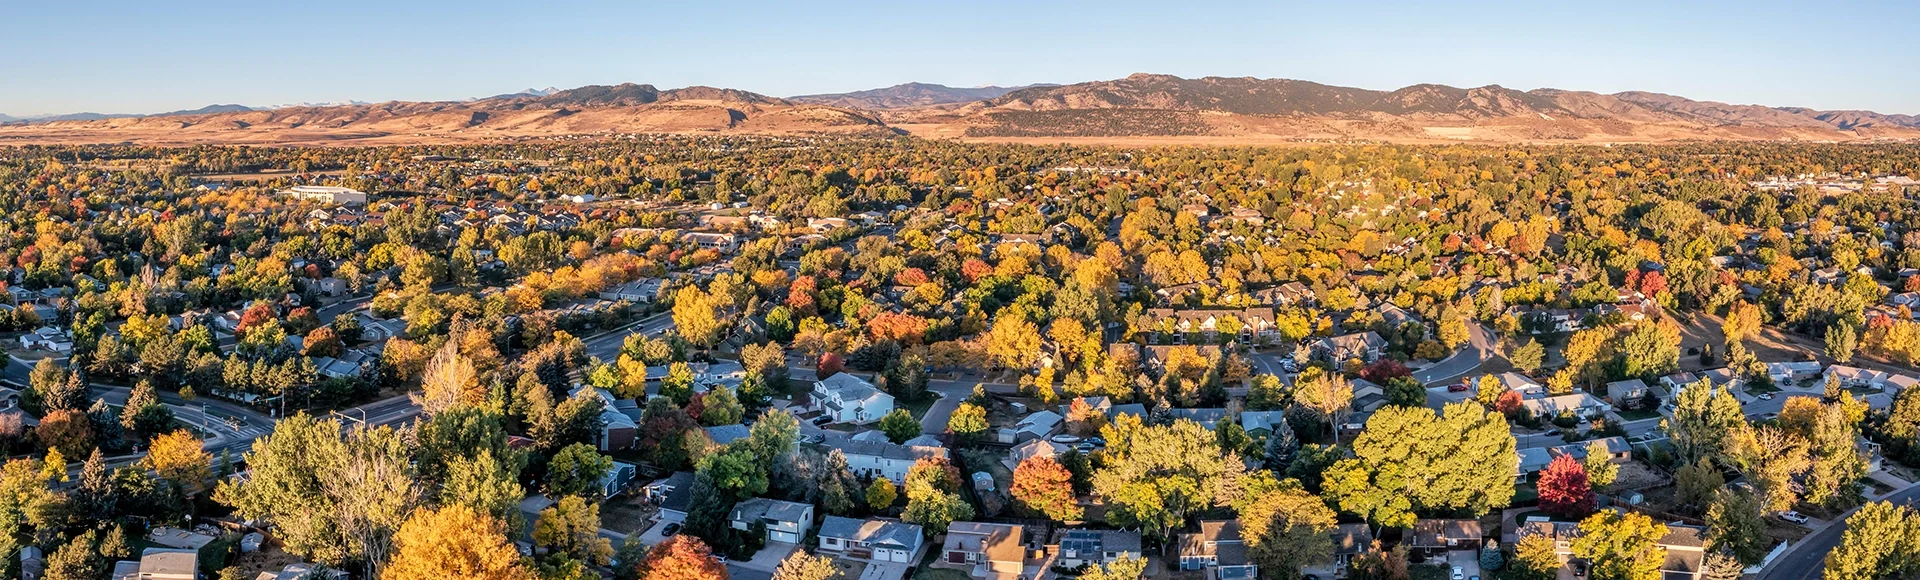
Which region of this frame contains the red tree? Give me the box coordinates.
[234,302,277,336]
[642,535,727,580]
[1359,359,1412,383]
[895,268,931,286]
[1537,453,1595,517]
[816,353,844,379]
[1496,390,1525,416]
[1638,270,1668,296]
[961,258,994,283]
[785,276,818,316]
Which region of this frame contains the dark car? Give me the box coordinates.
[811,415,833,425]
[661,522,681,537]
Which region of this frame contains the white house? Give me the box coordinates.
[729,498,815,544]
[281,185,368,205]
[1520,392,1612,420]
[817,516,924,563]
[813,373,894,425]
[1054,529,1144,569]
[1823,365,1920,394]
[824,436,947,483]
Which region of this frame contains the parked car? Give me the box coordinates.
[1076,442,1096,452]
[1051,434,1083,444]
[1448,383,1470,392]
[811,415,833,425]
[1757,393,1775,400]
[661,523,681,536]
[1451,566,1464,580]
[1779,511,1810,524]
[1087,436,1106,446]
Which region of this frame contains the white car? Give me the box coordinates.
[1451,566,1464,580]
[1757,393,1775,400]
[1050,434,1083,444]
[1779,511,1810,524]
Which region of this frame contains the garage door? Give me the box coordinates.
[878,549,907,563]
[771,530,798,543]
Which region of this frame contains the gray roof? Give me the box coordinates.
[818,516,923,550]
[705,424,751,445]
[824,436,947,462]
[1059,529,1142,555]
[730,497,812,525]
[651,471,696,513]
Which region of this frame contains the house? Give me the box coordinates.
[571,387,638,450]
[1052,529,1142,569]
[597,279,663,303]
[643,472,696,521]
[1823,365,1919,394]
[817,516,924,563]
[1167,408,1230,431]
[1239,411,1289,438]
[1004,439,1067,471]
[995,410,1063,443]
[282,185,368,205]
[311,277,348,297]
[136,548,199,580]
[1604,379,1650,408]
[1516,447,1554,477]
[1477,372,1547,400]
[1520,392,1612,420]
[1322,524,1375,577]
[730,498,815,544]
[1313,331,1387,363]
[253,563,349,580]
[943,522,1025,577]
[684,232,739,254]
[808,217,852,232]
[516,495,557,538]
[1766,361,1824,386]
[825,436,949,483]
[705,424,751,445]
[1178,520,1255,578]
[813,374,895,425]
[598,461,638,498]
[312,349,374,379]
[1409,519,1483,556]
[1143,308,1280,340]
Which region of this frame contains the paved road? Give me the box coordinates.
[583,313,678,361]
[1414,323,1497,386]
[1761,483,1920,580]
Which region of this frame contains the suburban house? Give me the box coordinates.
[826,436,949,483]
[1307,524,1375,579]
[704,424,751,445]
[729,498,815,544]
[683,232,739,253]
[1520,392,1612,420]
[642,472,696,521]
[312,349,375,379]
[996,409,1063,443]
[598,461,638,499]
[1604,379,1650,408]
[1166,408,1230,431]
[1143,308,1279,340]
[1051,529,1143,569]
[129,548,199,580]
[818,516,924,563]
[1178,520,1255,578]
[813,373,895,425]
[943,522,1026,577]
[1312,331,1387,363]
[1823,365,1919,393]
[1766,361,1824,386]
[597,278,663,303]
[571,387,638,451]
[1004,439,1067,471]
[1409,519,1483,557]
[1239,411,1290,438]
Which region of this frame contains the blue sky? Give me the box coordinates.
[3,0,1915,117]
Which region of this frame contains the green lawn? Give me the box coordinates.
[902,395,938,420]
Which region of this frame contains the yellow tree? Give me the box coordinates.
[673,285,727,348]
[144,430,211,495]
[383,505,533,580]
[986,314,1041,370]
[414,339,482,416]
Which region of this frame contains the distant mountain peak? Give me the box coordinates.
[790,82,1055,109]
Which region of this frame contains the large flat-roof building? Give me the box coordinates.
[282,185,368,205]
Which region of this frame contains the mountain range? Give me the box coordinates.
[3,74,1916,146]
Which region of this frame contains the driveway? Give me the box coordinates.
[736,542,797,572]
[1447,549,1481,579]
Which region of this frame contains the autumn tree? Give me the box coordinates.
[534,495,615,565]
[1293,370,1354,443]
[947,403,989,443]
[1705,489,1769,566]
[384,505,534,580]
[985,313,1041,370]
[1583,440,1620,489]
[672,285,727,349]
[415,339,482,416]
[877,409,919,444]
[1537,454,1595,517]
[1236,478,1338,575]
[1011,455,1082,521]
[771,550,842,580]
[1323,403,1517,528]
[643,536,728,580]
[144,429,212,495]
[1570,511,1667,580]
[866,478,896,511]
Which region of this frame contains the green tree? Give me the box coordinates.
[771,550,844,580]
[698,386,744,426]
[1705,489,1769,566]
[1661,380,1745,463]
[1583,440,1620,489]
[1827,322,1858,363]
[1237,480,1338,578]
[1510,339,1545,374]
[546,444,615,498]
[876,409,920,444]
[1323,403,1517,527]
[1509,534,1562,580]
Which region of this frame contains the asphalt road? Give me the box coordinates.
[1760,483,1920,580]
[583,313,678,361]
[1414,322,1497,386]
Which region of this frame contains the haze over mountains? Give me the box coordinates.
[4,73,1917,146]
